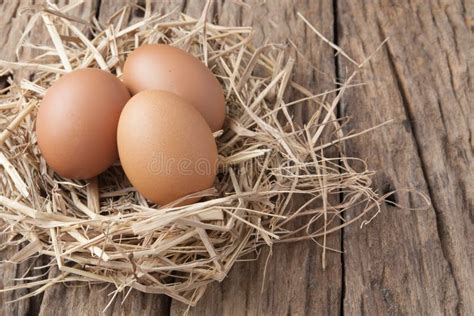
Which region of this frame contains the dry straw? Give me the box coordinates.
[0,0,428,309]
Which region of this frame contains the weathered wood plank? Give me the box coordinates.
[170,1,341,315]
[35,1,175,314]
[337,0,473,314]
[39,281,170,316]
[0,1,170,315]
[0,1,35,304]
[0,2,97,315]
[104,1,342,315]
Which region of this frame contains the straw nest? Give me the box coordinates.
[0,1,406,307]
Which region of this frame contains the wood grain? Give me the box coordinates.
[100,1,341,315]
[0,0,472,315]
[39,280,170,316]
[0,2,98,315]
[38,1,175,314]
[0,0,33,301]
[337,0,473,314]
[169,1,342,315]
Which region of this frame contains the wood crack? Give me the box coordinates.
[181,0,188,14]
[333,1,346,316]
[94,0,101,21]
[436,99,449,133]
[9,0,20,20]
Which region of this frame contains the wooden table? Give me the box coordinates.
[1,1,472,315]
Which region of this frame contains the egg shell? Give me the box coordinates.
[117,90,218,205]
[123,44,225,132]
[36,68,130,179]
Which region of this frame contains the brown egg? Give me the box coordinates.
[117,90,218,205]
[36,68,130,179]
[123,44,225,132]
